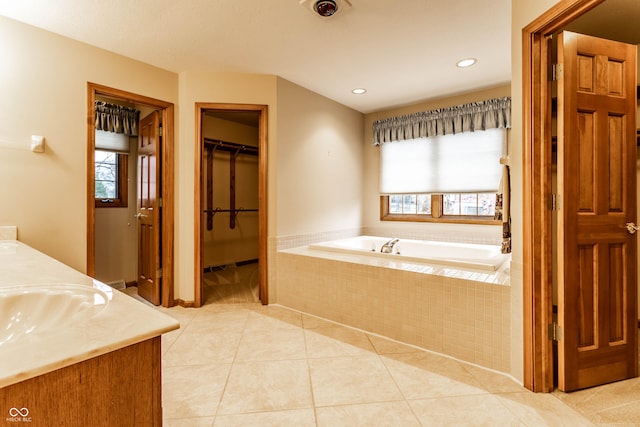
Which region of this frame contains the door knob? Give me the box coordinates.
[135,213,147,220]
[625,222,640,234]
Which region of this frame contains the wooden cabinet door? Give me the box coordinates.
[137,111,161,305]
[557,31,637,391]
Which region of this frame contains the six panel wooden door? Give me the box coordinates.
[137,111,161,305]
[557,31,638,391]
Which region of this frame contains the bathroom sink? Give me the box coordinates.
[0,284,109,347]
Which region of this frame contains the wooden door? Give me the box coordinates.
[557,31,637,391]
[137,111,161,305]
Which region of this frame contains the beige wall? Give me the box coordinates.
[0,16,178,272]
[275,78,364,237]
[0,17,365,304]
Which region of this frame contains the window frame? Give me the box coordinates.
[95,151,128,208]
[380,194,500,225]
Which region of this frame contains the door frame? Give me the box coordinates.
[194,103,268,308]
[87,82,175,307]
[523,0,607,392]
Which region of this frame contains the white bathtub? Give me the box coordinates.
[309,236,509,271]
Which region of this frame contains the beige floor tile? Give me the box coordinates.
[162,327,183,355]
[553,377,640,417]
[496,392,593,426]
[235,328,307,362]
[217,359,313,414]
[304,326,377,358]
[202,264,259,305]
[163,330,242,366]
[367,334,421,355]
[409,394,525,426]
[309,355,404,406]
[316,401,421,427]
[163,364,232,419]
[183,309,250,334]
[164,416,214,427]
[213,409,316,427]
[587,400,640,425]
[302,313,337,329]
[157,305,199,325]
[463,363,525,393]
[382,352,487,399]
[243,305,303,331]
[150,297,638,427]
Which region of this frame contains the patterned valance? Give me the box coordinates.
[95,101,140,136]
[372,96,511,145]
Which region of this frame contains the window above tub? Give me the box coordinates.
[381,193,499,224]
[373,97,510,225]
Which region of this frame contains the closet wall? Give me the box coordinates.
[202,113,259,268]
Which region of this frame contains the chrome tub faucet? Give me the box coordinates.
[380,238,399,253]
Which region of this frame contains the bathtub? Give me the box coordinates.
[309,236,509,271]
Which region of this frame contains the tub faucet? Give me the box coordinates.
[380,238,399,253]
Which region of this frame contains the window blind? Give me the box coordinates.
[380,128,505,194]
[95,130,130,153]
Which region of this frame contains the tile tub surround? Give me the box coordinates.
[276,246,511,373]
[0,240,179,388]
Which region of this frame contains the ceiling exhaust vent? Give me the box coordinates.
[299,0,352,18]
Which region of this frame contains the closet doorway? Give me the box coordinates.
[194,103,268,307]
[87,82,175,307]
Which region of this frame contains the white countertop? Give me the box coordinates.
[0,240,180,388]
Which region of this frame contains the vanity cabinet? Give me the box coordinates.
[0,337,162,427]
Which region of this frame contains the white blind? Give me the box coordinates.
[380,128,505,194]
[95,130,130,153]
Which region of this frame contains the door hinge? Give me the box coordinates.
[156,268,163,279]
[158,198,163,208]
[157,127,163,137]
[552,63,563,81]
[549,194,561,211]
[549,322,563,341]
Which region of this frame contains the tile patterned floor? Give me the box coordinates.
[125,285,640,426]
[202,263,259,305]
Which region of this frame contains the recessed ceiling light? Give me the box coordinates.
[352,88,366,94]
[456,58,477,68]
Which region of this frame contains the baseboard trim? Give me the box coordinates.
[174,299,195,308]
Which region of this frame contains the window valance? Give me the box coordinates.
[95,101,140,136]
[372,96,511,145]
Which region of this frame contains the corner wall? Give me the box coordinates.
[275,78,364,238]
[0,16,178,271]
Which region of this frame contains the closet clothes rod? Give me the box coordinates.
[203,208,258,230]
[203,208,259,213]
[203,138,259,156]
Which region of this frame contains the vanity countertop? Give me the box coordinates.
[0,240,180,388]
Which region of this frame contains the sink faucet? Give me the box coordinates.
[380,238,399,253]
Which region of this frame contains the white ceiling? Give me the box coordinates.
[0,0,512,113]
